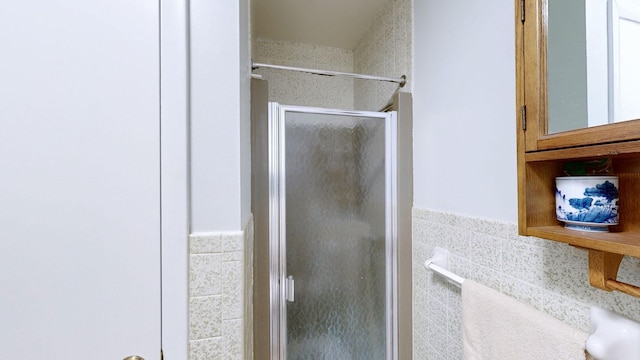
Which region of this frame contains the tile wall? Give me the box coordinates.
[252,0,412,112]
[253,39,354,109]
[188,218,252,360]
[243,216,254,360]
[353,0,413,111]
[412,207,640,360]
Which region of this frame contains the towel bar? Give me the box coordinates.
[424,259,465,287]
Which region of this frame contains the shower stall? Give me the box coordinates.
[251,78,412,360]
[271,104,397,359]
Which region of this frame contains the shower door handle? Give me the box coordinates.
[285,275,295,302]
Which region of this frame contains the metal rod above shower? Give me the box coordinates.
[252,61,407,87]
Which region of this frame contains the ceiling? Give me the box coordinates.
[252,0,390,50]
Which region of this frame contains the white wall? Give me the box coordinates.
[585,0,609,127]
[188,2,252,359]
[190,0,251,232]
[614,1,640,121]
[413,0,517,223]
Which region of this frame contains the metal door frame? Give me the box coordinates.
[268,103,398,359]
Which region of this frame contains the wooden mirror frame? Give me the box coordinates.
[516,0,640,298]
[518,0,640,153]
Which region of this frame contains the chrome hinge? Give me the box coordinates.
[521,105,527,131]
[520,0,525,22]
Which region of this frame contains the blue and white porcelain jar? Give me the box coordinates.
[555,176,619,232]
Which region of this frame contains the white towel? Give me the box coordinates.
[462,280,588,360]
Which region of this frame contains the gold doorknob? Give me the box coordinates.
[123,356,145,360]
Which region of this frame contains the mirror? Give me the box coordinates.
[547,0,640,134]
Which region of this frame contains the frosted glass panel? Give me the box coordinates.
[285,111,387,359]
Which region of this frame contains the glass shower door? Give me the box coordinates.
[270,104,397,360]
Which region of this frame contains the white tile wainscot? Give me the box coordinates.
[412,208,640,360]
[188,226,248,360]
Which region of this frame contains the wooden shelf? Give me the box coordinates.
[526,226,640,258]
[516,0,640,298]
[525,226,640,297]
[520,161,640,298]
